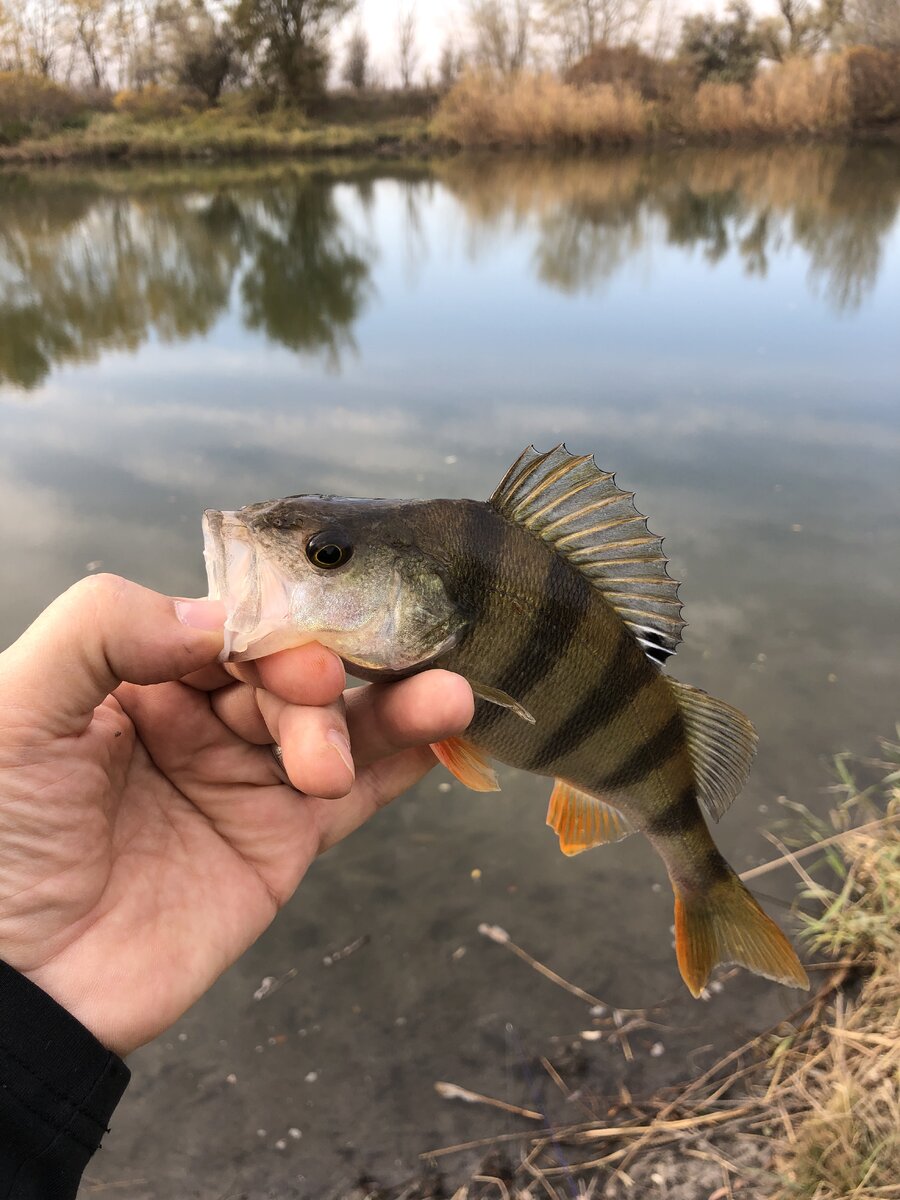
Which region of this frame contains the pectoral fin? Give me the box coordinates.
[547,779,633,856]
[470,681,536,724]
[431,737,500,792]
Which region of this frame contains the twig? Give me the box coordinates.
[472,1176,512,1200]
[478,924,606,1008]
[740,813,900,882]
[435,1081,543,1122]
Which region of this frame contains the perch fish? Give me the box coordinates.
[202,445,809,998]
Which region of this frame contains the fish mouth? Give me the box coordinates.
[202,509,298,662]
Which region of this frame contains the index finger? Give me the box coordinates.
[183,642,345,706]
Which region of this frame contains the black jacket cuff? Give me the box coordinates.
[0,959,130,1199]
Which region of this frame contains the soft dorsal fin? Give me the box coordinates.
[490,445,684,662]
[669,680,758,822]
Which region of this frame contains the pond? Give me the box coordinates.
[1,145,899,1198]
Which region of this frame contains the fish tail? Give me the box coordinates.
[671,864,809,998]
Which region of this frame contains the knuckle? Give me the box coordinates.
[68,572,131,608]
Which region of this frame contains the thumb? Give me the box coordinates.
[0,575,225,737]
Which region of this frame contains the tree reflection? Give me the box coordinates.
[239,180,373,367]
[440,147,900,311]
[1,149,898,391]
[0,167,376,390]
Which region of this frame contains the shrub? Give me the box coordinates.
[565,42,688,102]
[0,72,86,143]
[681,56,851,138]
[112,85,206,122]
[432,70,649,147]
[843,45,900,125]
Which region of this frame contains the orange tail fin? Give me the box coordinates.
[673,870,809,998]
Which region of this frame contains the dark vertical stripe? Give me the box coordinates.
[475,550,593,735]
[645,784,704,838]
[445,500,506,624]
[529,629,644,771]
[595,713,684,793]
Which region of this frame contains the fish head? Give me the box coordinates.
[202,495,465,671]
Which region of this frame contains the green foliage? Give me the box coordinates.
[229,0,355,103]
[679,0,765,86]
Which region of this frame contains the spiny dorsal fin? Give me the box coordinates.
[669,680,757,822]
[547,779,634,855]
[491,445,684,661]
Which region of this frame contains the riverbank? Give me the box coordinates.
[2,48,899,166]
[0,109,439,164]
[4,109,900,167]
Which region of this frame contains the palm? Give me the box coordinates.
[0,668,470,1054]
[0,577,472,1055]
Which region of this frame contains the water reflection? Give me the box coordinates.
[0,166,378,388]
[0,146,898,390]
[438,146,900,308]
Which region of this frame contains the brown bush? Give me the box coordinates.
[681,56,851,138]
[112,84,206,121]
[565,42,688,102]
[0,72,86,142]
[843,45,900,125]
[432,70,649,147]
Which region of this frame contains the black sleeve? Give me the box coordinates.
[0,960,131,1200]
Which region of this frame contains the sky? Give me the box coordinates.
[350,0,783,84]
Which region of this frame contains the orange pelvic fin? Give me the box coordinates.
[673,872,810,998]
[547,779,633,856]
[431,737,500,793]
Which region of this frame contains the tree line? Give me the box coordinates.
[0,0,897,106]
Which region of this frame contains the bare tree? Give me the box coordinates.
[0,1,24,69]
[468,0,531,73]
[541,0,655,66]
[67,0,109,87]
[844,0,900,46]
[438,35,464,86]
[396,3,418,88]
[342,22,368,88]
[20,0,68,76]
[760,0,846,59]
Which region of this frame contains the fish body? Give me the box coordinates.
[203,446,808,997]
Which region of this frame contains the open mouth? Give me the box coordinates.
[202,509,260,659]
[202,508,297,661]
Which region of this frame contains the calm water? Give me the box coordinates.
[2,146,899,1197]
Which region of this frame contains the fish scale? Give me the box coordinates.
[202,444,809,999]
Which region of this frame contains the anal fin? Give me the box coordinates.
[431,737,500,792]
[547,780,633,856]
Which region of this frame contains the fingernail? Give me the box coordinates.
[326,729,355,779]
[175,599,226,631]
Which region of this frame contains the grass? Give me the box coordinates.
[0,104,434,164]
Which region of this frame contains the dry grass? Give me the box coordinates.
[687,58,851,139]
[433,51,898,149]
[431,70,650,148]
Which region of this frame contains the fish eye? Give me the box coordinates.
[306,530,353,570]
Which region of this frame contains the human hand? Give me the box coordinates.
[0,575,473,1056]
